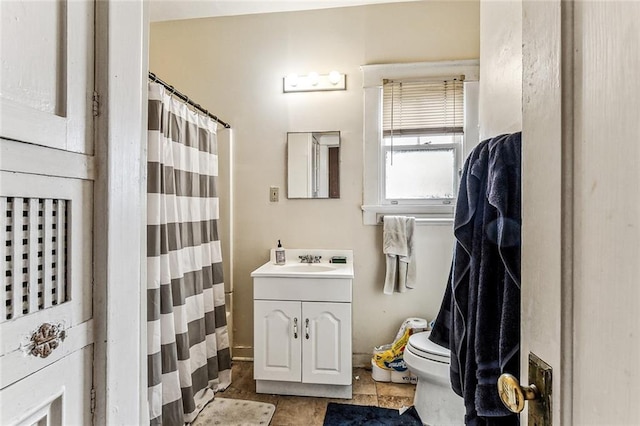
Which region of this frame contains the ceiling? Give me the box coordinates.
[149,0,420,22]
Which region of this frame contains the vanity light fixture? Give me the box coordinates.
[283,71,346,93]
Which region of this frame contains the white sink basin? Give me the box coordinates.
[280,264,337,273]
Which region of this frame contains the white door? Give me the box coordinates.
[254,300,302,382]
[522,1,640,424]
[302,302,351,385]
[0,0,96,424]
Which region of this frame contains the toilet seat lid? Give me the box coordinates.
[407,331,450,362]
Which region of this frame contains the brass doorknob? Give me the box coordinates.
[497,373,539,413]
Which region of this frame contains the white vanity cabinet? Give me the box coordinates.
[251,251,353,399]
[254,299,351,384]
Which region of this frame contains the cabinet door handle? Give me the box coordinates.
[293,317,298,339]
[305,318,310,340]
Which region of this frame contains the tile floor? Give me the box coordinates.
[218,361,417,426]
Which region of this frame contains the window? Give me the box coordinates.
[361,61,479,224]
[383,79,463,202]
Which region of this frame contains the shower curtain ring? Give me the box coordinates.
[195,103,207,114]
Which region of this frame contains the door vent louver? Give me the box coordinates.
[1,197,69,321]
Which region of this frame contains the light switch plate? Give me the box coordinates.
[269,186,279,202]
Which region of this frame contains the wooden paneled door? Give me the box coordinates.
[0,0,96,424]
[522,1,640,424]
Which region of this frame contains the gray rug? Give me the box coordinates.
[192,398,275,426]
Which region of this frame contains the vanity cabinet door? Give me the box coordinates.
[254,300,302,382]
[301,302,352,385]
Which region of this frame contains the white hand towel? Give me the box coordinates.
[382,216,416,294]
[383,216,410,256]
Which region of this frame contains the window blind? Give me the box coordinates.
[382,79,464,136]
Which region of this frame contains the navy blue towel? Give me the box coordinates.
[430,132,522,425]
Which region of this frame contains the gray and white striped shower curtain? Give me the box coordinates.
[147,82,231,425]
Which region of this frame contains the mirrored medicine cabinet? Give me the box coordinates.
[287,131,340,199]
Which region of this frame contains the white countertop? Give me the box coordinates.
[250,249,354,279]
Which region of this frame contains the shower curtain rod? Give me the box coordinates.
[148,71,231,129]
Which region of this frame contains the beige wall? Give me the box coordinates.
[479,0,522,140]
[150,1,480,363]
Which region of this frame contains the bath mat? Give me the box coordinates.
[323,403,422,425]
[192,397,275,426]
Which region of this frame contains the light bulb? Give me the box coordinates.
[286,73,299,87]
[308,72,319,86]
[328,71,341,85]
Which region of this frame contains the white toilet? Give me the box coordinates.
[404,331,465,426]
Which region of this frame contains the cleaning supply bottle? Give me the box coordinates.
[275,240,286,265]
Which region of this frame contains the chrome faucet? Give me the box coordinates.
[299,255,322,263]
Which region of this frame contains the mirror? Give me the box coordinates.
[287,131,340,199]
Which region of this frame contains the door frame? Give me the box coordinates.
[93,1,148,424]
[521,1,573,424]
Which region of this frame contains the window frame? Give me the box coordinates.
[361,60,479,225]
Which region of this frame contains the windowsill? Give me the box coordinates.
[361,204,454,226]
